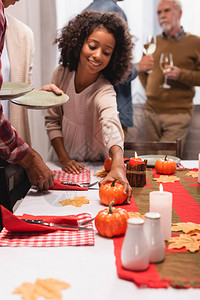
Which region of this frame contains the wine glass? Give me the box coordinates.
[159,53,173,89]
[143,35,156,73]
[143,35,156,55]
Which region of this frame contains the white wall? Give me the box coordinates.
[181,0,200,104]
[6,0,57,161]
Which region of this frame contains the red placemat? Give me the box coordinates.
[113,169,200,288]
[0,211,94,247]
[49,180,88,191]
[53,169,91,184]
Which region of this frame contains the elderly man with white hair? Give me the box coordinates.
[139,0,200,155]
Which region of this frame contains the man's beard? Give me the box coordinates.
[160,22,172,34]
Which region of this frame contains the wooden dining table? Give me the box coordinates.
[0,160,199,300]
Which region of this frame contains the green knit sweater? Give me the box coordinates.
[139,33,200,114]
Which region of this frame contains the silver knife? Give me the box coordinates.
[22,219,94,231]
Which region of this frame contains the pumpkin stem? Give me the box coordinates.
[165,155,168,161]
[111,179,118,187]
[108,201,114,214]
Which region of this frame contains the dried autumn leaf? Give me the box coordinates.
[35,279,70,300]
[59,196,90,207]
[32,283,60,300]
[153,175,180,183]
[13,282,37,300]
[40,278,70,290]
[167,233,200,252]
[128,211,145,220]
[93,169,108,178]
[13,278,70,300]
[186,171,198,178]
[171,222,200,234]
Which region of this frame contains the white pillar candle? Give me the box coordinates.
[198,153,200,183]
[149,184,172,240]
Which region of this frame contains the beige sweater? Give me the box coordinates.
[139,33,200,114]
[45,66,124,161]
[6,14,34,145]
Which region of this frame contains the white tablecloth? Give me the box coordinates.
[0,161,199,300]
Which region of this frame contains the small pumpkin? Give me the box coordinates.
[155,155,176,174]
[99,179,127,206]
[95,201,129,237]
[104,157,112,172]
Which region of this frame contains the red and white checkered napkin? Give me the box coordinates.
[177,162,185,169]
[0,213,94,247]
[53,169,91,184]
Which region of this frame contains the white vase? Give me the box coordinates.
[144,212,165,263]
[121,218,149,271]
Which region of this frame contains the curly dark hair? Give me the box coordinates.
[55,10,134,85]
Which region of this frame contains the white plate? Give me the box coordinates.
[0,82,33,100]
[139,155,181,167]
[11,90,69,109]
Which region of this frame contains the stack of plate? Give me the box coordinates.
[0,82,69,109]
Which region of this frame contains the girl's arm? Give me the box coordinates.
[51,137,85,174]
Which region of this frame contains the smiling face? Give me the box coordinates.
[78,26,115,77]
[2,0,20,8]
[157,0,182,37]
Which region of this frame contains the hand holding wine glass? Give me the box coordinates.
[159,53,173,88]
[142,36,156,73]
[143,35,156,55]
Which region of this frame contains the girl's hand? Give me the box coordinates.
[99,165,132,204]
[40,84,64,95]
[61,159,85,174]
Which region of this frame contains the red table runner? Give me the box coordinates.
[114,168,200,288]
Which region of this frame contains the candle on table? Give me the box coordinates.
[149,184,172,240]
[129,152,143,166]
[198,153,200,183]
[126,152,147,187]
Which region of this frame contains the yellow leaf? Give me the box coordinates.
[93,169,108,178]
[13,278,70,300]
[167,233,200,252]
[128,211,145,220]
[59,196,90,207]
[186,171,198,178]
[171,222,200,234]
[153,175,180,183]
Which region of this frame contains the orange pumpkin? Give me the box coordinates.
[99,179,127,206]
[95,201,129,237]
[155,155,176,175]
[104,157,112,172]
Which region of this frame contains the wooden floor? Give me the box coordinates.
[126,104,200,160]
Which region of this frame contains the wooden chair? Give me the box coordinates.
[0,158,31,231]
[124,138,181,159]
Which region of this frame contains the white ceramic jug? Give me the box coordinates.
[144,212,165,263]
[121,218,149,271]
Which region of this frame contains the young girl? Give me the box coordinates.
[45,11,133,202]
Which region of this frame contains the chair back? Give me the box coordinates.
[124,138,181,158]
